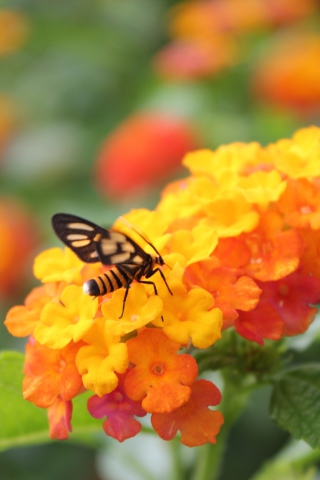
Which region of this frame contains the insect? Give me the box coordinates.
[51,213,172,318]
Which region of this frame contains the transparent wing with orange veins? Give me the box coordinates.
[51,213,148,266]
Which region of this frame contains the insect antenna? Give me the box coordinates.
[117,216,163,257]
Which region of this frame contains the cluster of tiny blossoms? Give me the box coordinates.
[5,126,320,447]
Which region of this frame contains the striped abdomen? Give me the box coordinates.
[83,266,135,296]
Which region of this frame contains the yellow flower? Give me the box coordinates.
[183,142,264,179]
[237,170,287,210]
[34,248,85,285]
[76,318,128,396]
[101,283,163,336]
[201,198,260,237]
[268,126,320,179]
[168,223,218,265]
[34,286,98,349]
[156,177,205,223]
[153,284,222,348]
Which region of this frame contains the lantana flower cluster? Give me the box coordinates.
[5,125,320,447]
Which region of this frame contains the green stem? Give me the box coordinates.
[169,437,185,480]
[190,424,230,480]
[190,368,258,480]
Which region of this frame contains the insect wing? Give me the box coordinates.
[52,213,148,266]
[95,230,148,266]
[52,213,109,263]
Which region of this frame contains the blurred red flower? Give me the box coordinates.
[94,113,197,199]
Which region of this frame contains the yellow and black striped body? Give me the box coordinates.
[51,213,172,317]
[83,264,146,296]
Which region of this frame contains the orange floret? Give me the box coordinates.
[278,178,320,230]
[5,285,53,337]
[23,338,84,408]
[125,329,198,413]
[151,379,224,447]
[48,397,72,440]
[242,211,303,281]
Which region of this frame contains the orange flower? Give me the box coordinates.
[242,211,303,281]
[278,179,320,230]
[151,379,224,447]
[5,286,53,337]
[48,398,72,440]
[154,0,317,80]
[0,9,28,56]
[0,95,18,157]
[95,113,197,199]
[0,199,39,296]
[298,229,320,280]
[253,33,320,115]
[169,0,317,38]
[125,329,198,413]
[23,338,84,408]
[185,264,261,329]
[153,36,237,80]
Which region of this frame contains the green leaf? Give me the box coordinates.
[250,439,320,480]
[0,351,48,450]
[270,364,320,449]
[0,350,101,451]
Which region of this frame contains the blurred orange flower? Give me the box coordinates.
[153,35,237,80]
[95,113,197,199]
[155,0,318,80]
[170,0,317,38]
[0,9,28,56]
[0,199,39,297]
[252,33,320,114]
[0,95,18,159]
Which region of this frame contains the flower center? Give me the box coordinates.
[152,363,165,375]
[114,392,124,403]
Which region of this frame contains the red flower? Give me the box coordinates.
[236,270,320,344]
[87,370,146,442]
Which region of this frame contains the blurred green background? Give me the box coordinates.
[0,0,319,478]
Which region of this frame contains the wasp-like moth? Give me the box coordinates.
[51,213,172,317]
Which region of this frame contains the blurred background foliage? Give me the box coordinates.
[0,0,320,478]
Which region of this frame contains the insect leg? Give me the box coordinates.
[139,280,165,322]
[139,279,158,294]
[147,268,173,295]
[119,283,131,319]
